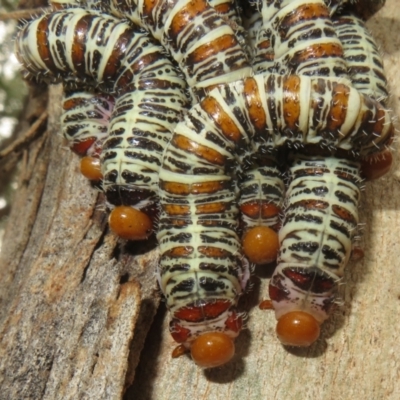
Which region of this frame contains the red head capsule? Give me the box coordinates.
[360,150,393,181]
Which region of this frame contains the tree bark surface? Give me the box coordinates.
[0,84,161,399]
[1,1,400,399]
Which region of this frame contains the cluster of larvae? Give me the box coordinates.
[15,0,394,368]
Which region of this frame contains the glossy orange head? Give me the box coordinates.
[276,311,320,347]
[190,332,235,368]
[80,156,103,181]
[242,226,279,264]
[169,303,243,367]
[108,206,152,240]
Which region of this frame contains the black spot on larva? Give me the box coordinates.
[335,190,357,205]
[199,277,226,293]
[288,241,319,254]
[170,279,195,295]
[164,263,191,273]
[193,167,221,174]
[121,170,151,184]
[321,245,342,263]
[103,137,124,150]
[188,114,205,132]
[124,151,160,166]
[169,233,192,244]
[168,157,191,171]
[329,220,350,237]
[127,137,164,152]
[199,263,227,273]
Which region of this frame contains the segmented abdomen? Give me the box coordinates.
[62,89,114,157]
[101,68,188,207]
[253,0,348,77]
[101,0,252,98]
[266,1,392,341]
[238,162,284,233]
[270,155,361,322]
[16,8,189,210]
[158,71,392,342]
[334,14,388,103]
[239,0,352,244]
[157,81,251,346]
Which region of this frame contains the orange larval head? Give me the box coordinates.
[190,332,235,368]
[169,301,243,368]
[242,226,279,264]
[276,311,321,347]
[80,156,103,181]
[108,206,152,240]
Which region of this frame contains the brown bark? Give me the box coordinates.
[0,85,160,399]
[1,1,400,399]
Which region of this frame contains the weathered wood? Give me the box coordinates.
[0,85,160,399]
[1,1,400,399]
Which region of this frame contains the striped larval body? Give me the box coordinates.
[89,0,252,99]
[14,0,394,356]
[270,155,361,322]
[268,1,391,329]
[239,0,351,236]
[15,8,189,209]
[62,89,115,156]
[158,71,392,344]
[334,14,388,104]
